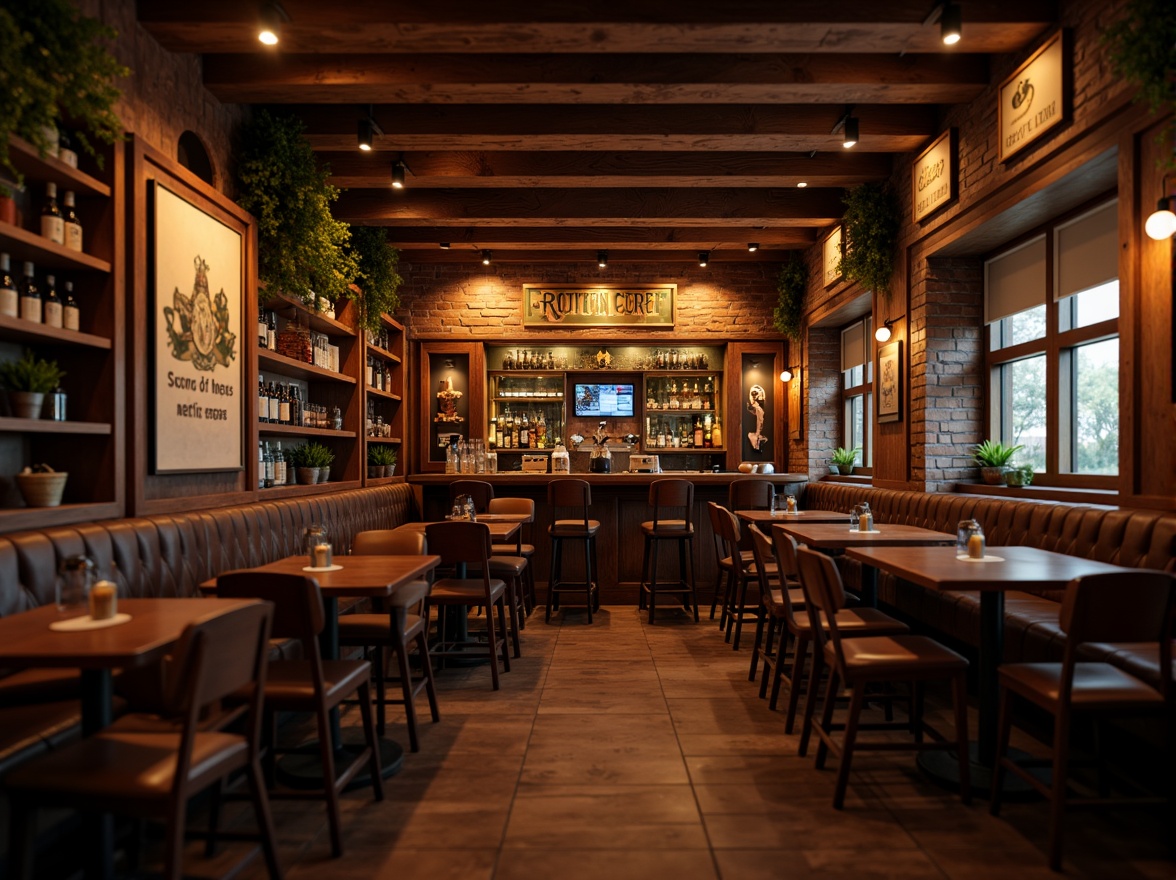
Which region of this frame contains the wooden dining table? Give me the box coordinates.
[736,508,851,525]
[0,597,259,880]
[844,544,1132,792]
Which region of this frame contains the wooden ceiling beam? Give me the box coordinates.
[397,248,799,264]
[202,53,988,105]
[137,0,1054,54]
[294,104,936,152]
[379,226,818,247]
[320,150,891,189]
[332,186,846,224]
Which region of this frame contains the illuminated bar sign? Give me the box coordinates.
[999,30,1069,163]
[911,128,957,222]
[522,283,675,327]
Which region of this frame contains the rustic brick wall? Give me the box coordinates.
[802,328,842,478]
[395,261,782,340]
[80,0,245,195]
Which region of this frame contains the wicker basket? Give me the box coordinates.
[16,472,68,507]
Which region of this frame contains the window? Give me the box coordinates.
[985,198,1119,486]
[841,317,873,469]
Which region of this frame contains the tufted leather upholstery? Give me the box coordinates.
[0,483,416,774]
[802,483,1176,678]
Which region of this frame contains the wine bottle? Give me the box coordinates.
[257,306,268,349]
[40,182,64,245]
[258,377,269,423]
[266,310,276,350]
[58,130,78,168]
[63,281,79,331]
[62,191,83,252]
[258,442,265,489]
[273,442,287,485]
[19,262,41,323]
[262,442,275,488]
[279,384,291,425]
[267,381,280,423]
[0,253,17,318]
[42,275,63,328]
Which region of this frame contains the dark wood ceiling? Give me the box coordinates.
[137,1,1057,265]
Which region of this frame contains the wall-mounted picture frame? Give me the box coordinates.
[822,226,843,287]
[912,128,957,223]
[787,370,802,440]
[998,30,1070,163]
[877,341,902,423]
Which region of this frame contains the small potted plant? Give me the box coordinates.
[285,444,315,485]
[972,440,1023,485]
[368,445,397,478]
[829,446,860,475]
[15,463,68,507]
[1004,462,1035,488]
[301,442,336,483]
[0,350,65,419]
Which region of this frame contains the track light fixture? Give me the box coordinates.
[797,181,808,188]
[439,243,451,249]
[391,160,407,189]
[940,2,962,45]
[481,250,492,265]
[1145,195,1176,240]
[597,250,608,268]
[747,243,759,252]
[698,251,709,267]
[257,2,287,45]
[357,108,381,151]
[832,106,858,149]
[875,317,895,342]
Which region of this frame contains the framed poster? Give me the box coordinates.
[151,182,243,473]
[787,370,802,440]
[822,226,843,287]
[912,128,957,222]
[999,30,1070,163]
[877,341,902,423]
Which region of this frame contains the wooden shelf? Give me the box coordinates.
[0,314,112,350]
[0,221,111,273]
[365,436,402,445]
[367,343,401,363]
[492,395,563,402]
[645,370,721,376]
[646,409,719,415]
[0,417,111,435]
[257,479,362,500]
[258,349,357,385]
[366,386,401,401]
[261,289,357,338]
[258,423,357,439]
[365,475,404,486]
[7,137,111,198]
[0,501,120,531]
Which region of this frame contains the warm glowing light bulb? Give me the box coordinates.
[258,29,279,45]
[797,181,808,188]
[943,31,960,45]
[875,324,892,342]
[1145,201,1176,240]
[780,370,793,382]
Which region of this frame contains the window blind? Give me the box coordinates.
[985,235,1046,324]
[841,320,867,372]
[1055,200,1118,301]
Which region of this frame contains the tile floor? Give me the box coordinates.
[209,605,1173,880]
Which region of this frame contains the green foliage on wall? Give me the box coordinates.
[235,111,360,309]
[0,0,129,184]
[838,183,901,300]
[1104,0,1176,167]
[772,258,808,339]
[349,226,403,335]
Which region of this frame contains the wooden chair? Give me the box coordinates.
[728,477,774,512]
[547,479,600,623]
[746,523,803,683]
[449,479,495,513]
[707,501,753,626]
[5,601,282,880]
[797,547,971,810]
[216,572,383,858]
[425,521,512,688]
[990,570,1176,871]
[337,529,440,752]
[638,478,699,623]
[489,496,538,615]
[714,505,761,648]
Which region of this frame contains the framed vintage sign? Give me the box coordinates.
[999,30,1070,163]
[522,284,674,327]
[151,182,244,473]
[877,341,902,424]
[912,128,957,222]
[822,226,843,287]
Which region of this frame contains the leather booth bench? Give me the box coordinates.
[0,483,416,777]
[801,482,1176,680]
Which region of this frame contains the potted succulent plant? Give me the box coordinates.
[972,440,1023,485]
[368,444,397,478]
[1004,462,1035,488]
[829,446,861,475]
[0,350,65,419]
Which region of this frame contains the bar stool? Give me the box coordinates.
[714,504,760,647]
[707,501,752,626]
[489,496,538,616]
[546,478,600,623]
[728,477,774,551]
[638,478,699,624]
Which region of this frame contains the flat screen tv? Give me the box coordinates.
[574,383,635,418]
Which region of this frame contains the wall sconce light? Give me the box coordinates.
[357,110,381,151]
[698,251,710,267]
[875,318,895,342]
[940,2,962,45]
[780,366,796,383]
[1145,195,1176,240]
[481,249,492,265]
[257,2,288,45]
[747,242,759,252]
[391,157,408,189]
[833,106,858,149]
[597,250,608,268]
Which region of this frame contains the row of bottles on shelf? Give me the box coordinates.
[489,409,561,450]
[366,327,393,351]
[264,308,341,373]
[257,377,342,429]
[649,349,710,370]
[501,349,562,371]
[38,183,84,252]
[256,309,278,351]
[365,356,394,391]
[0,254,80,329]
[646,376,716,411]
[258,441,290,488]
[646,414,724,449]
[495,376,563,398]
[366,400,394,438]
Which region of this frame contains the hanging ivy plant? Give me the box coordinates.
[773,257,808,339]
[349,226,404,335]
[1103,0,1176,167]
[235,111,359,308]
[0,1,129,184]
[838,183,901,300]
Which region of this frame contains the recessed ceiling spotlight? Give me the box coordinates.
[257,2,287,45]
[357,112,381,152]
[941,2,962,45]
[747,243,759,252]
[439,242,451,249]
[391,160,407,189]
[797,181,808,188]
[842,116,859,149]
[481,249,492,265]
[698,251,709,268]
[597,250,608,268]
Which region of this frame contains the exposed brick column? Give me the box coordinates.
[910,256,984,491]
[803,328,842,477]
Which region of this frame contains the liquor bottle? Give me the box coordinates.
[62,282,80,331]
[262,442,275,488]
[58,131,78,168]
[267,382,280,423]
[42,275,63,328]
[366,355,374,387]
[279,384,291,425]
[62,191,83,252]
[258,378,269,423]
[0,253,16,318]
[519,412,530,449]
[693,417,704,449]
[19,262,41,323]
[273,442,287,485]
[536,410,547,448]
[488,417,498,449]
[710,416,722,448]
[266,310,276,350]
[510,413,519,448]
[291,385,303,426]
[258,306,269,349]
[496,417,505,449]
[41,183,65,245]
[258,442,265,489]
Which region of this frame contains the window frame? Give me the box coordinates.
[840,317,874,472]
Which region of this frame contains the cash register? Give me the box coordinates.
[629,454,661,474]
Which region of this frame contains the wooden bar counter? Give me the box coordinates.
[409,472,808,604]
